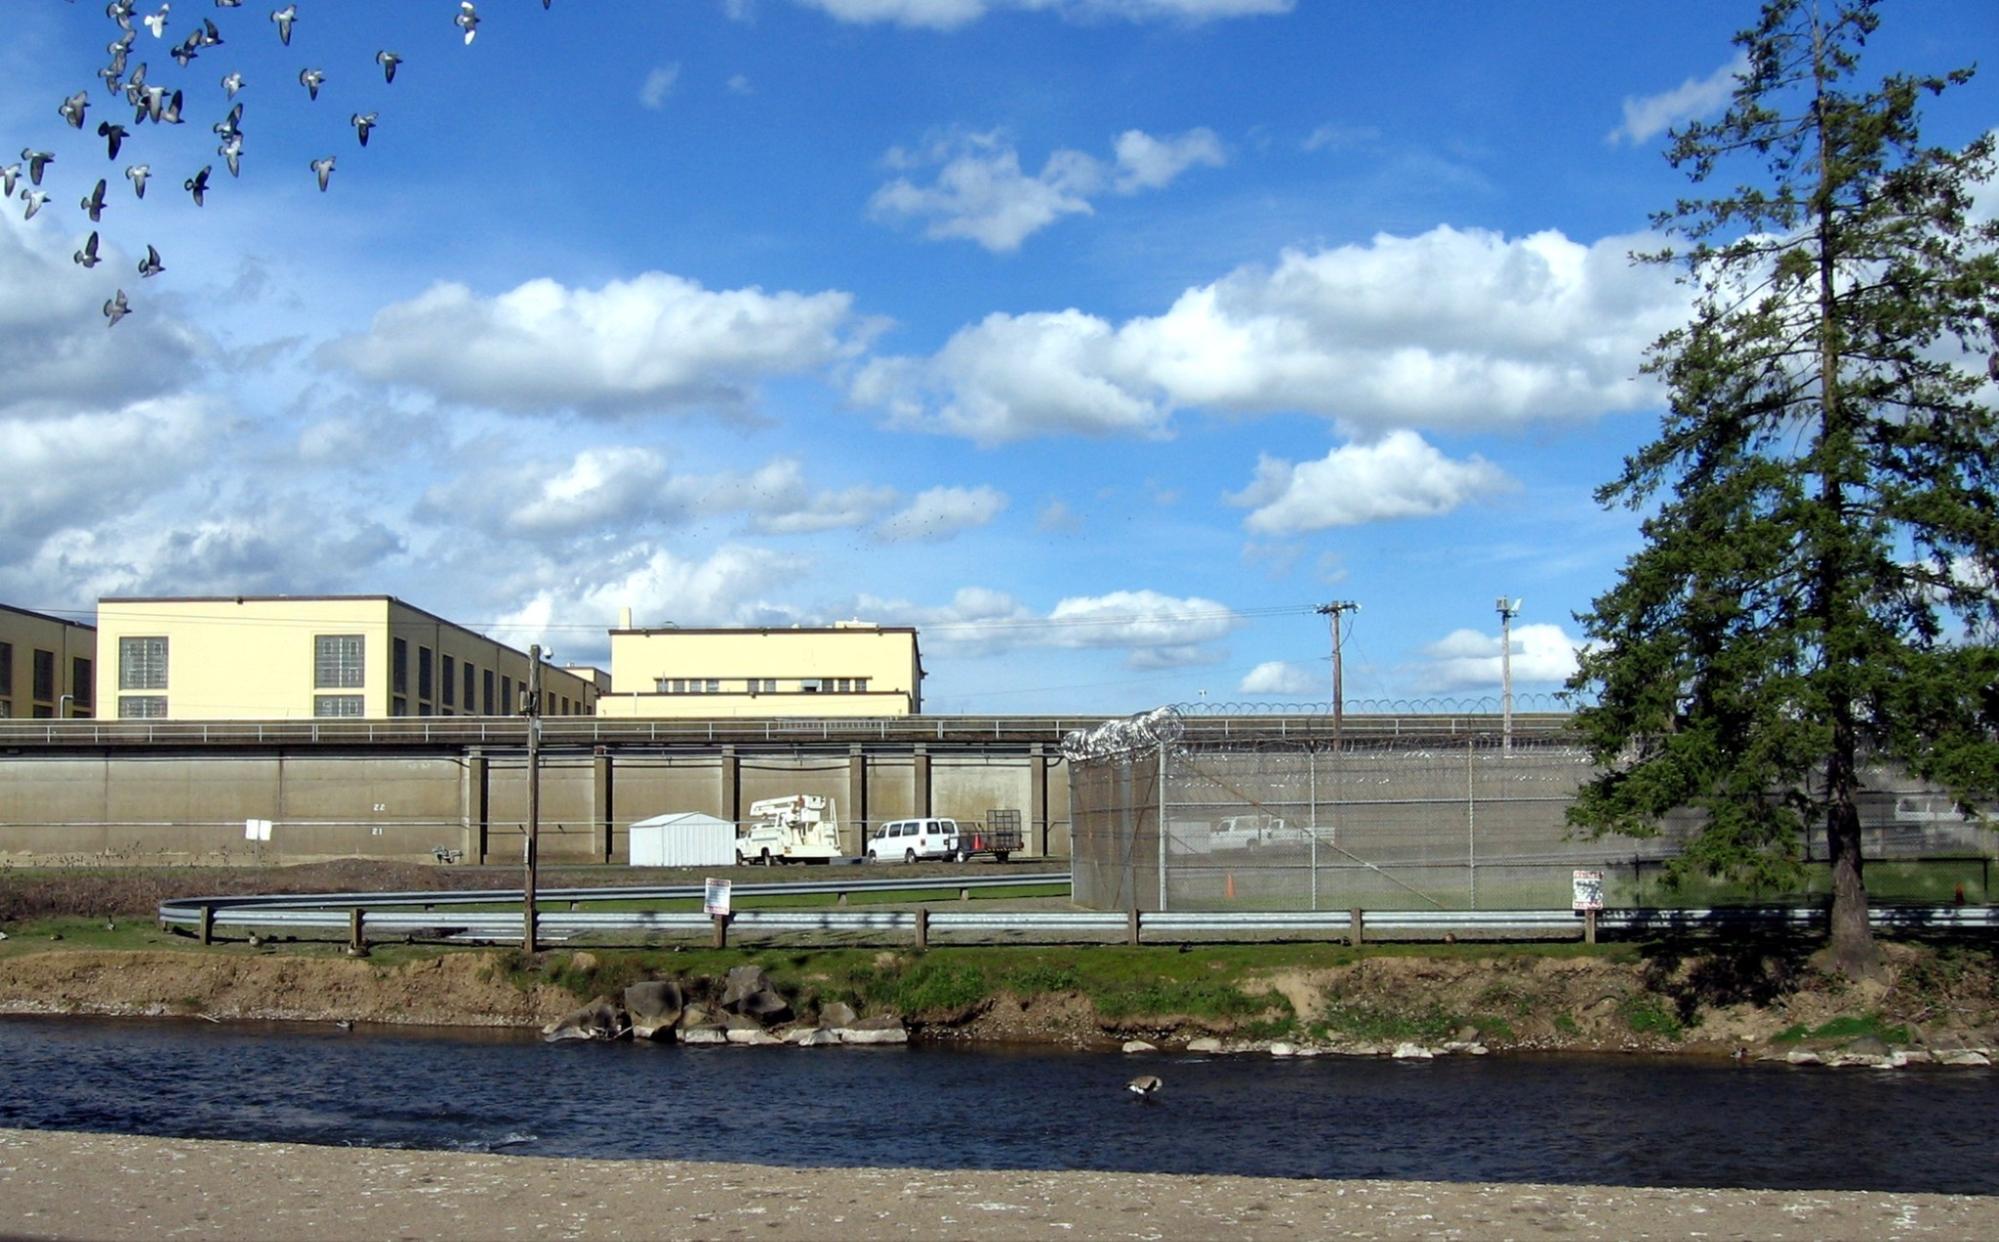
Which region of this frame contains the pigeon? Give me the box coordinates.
[214,102,242,140]
[21,188,48,220]
[200,17,223,45]
[184,164,210,204]
[310,155,335,191]
[159,89,184,125]
[216,0,242,7]
[21,149,53,186]
[99,121,129,159]
[1127,1075,1162,1097]
[125,163,150,197]
[81,178,108,222]
[351,112,376,147]
[143,5,169,39]
[219,135,242,176]
[455,2,479,45]
[298,67,324,100]
[135,85,166,124]
[74,230,102,268]
[0,165,17,198]
[271,4,295,45]
[98,64,125,94]
[169,34,199,67]
[60,90,90,128]
[221,70,243,97]
[104,289,130,327]
[138,243,163,277]
[108,30,137,55]
[375,50,401,84]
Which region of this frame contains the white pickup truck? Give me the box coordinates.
[1209,813,1293,851]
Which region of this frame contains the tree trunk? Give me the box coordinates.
[1825,754,1880,979]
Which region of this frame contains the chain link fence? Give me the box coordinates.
[1070,732,1996,912]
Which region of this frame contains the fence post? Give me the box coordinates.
[1584,908,1598,946]
[915,907,929,950]
[1127,907,1141,946]
[348,907,366,953]
[1349,907,1364,947]
[711,913,729,949]
[198,903,215,946]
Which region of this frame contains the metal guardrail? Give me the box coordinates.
[158,881,1999,947]
[157,872,1072,925]
[4,711,1575,750]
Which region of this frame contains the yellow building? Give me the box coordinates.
[94,596,600,720]
[0,603,98,718]
[597,620,923,717]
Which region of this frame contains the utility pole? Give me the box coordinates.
[1315,602,1359,743]
[523,644,545,954]
[1495,598,1521,755]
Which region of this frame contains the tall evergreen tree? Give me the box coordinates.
[1568,0,1999,977]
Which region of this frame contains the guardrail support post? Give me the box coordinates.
[711,914,729,949]
[915,907,930,950]
[198,904,214,946]
[1349,908,1364,947]
[836,890,848,907]
[1584,908,1597,946]
[349,907,366,953]
[960,887,970,902]
[1127,908,1141,946]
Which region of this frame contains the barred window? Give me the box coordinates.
[441,655,456,707]
[72,657,93,708]
[482,669,494,715]
[119,695,168,718]
[418,647,434,700]
[32,649,55,702]
[120,637,168,690]
[314,695,364,717]
[464,663,476,712]
[314,635,364,688]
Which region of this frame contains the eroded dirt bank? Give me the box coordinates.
[3,940,1996,1061]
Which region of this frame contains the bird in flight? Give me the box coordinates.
[310,155,335,192]
[104,288,131,327]
[184,164,210,205]
[74,231,102,269]
[376,50,402,84]
[81,177,108,222]
[125,164,150,198]
[138,244,164,278]
[271,5,296,47]
[351,113,377,147]
[455,3,480,45]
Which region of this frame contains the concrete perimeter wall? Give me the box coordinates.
[0,743,1069,866]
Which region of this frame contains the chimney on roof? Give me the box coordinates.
[619,606,633,630]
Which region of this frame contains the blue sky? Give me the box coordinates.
[1,0,1993,714]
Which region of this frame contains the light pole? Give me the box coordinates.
[1495,598,1521,755]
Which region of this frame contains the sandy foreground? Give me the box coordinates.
[2,1129,1995,1241]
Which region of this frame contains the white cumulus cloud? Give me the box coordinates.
[875,485,1009,542]
[1608,53,1746,145]
[321,273,871,417]
[1412,622,1584,694]
[1228,430,1512,533]
[639,64,681,109]
[1240,660,1319,695]
[854,224,1682,442]
[796,0,1291,31]
[870,127,1225,252]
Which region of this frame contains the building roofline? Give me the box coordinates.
[0,601,95,631]
[610,626,920,637]
[96,594,575,678]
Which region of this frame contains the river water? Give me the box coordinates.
[2,1016,1995,1192]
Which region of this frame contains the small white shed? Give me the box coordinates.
[628,812,737,867]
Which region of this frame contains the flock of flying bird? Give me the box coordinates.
[25,0,556,326]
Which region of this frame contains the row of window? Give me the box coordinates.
[654,677,873,695]
[109,634,585,718]
[0,641,94,715]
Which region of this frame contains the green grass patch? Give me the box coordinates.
[1553,1012,1581,1036]
[1619,995,1683,1039]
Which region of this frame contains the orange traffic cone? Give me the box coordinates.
[1225,871,1236,899]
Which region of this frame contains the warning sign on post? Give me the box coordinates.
[703,879,732,917]
[1571,869,1604,911]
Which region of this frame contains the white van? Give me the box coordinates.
[865,817,961,863]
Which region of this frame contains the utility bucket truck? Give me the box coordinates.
[737,794,843,865]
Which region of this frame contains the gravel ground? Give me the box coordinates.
[2,1128,1993,1241]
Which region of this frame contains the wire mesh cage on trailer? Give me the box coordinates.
[1065,708,1999,914]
